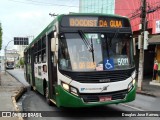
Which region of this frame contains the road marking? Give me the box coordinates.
[121,103,145,111]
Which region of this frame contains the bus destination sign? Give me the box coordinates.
[69,18,123,28]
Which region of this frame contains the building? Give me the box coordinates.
[115,0,160,84]
[17,45,28,58]
[79,0,115,14]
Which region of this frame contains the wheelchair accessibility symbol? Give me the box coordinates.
[104,58,114,70]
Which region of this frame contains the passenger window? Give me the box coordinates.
[43,53,46,62]
[38,66,41,76]
[43,65,47,72]
[39,55,41,62]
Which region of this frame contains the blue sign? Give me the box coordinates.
[81,88,85,91]
[104,58,114,70]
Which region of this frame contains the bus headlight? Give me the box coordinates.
[128,70,136,92]
[128,79,135,92]
[131,71,136,80]
[132,79,135,85]
[61,82,79,96]
[62,83,69,91]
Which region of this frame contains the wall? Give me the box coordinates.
[115,0,160,33]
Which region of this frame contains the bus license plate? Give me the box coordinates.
[99,96,112,102]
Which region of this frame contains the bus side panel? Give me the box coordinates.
[24,63,27,81]
[24,52,28,82]
[34,64,44,95]
[24,66,26,80]
[35,77,44,95]
[27,64,32,84]
[31,47,35,87]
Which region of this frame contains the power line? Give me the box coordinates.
[128,0,160,20]
[147,0,160,7]
[7,0,138,11]
[7,0,79,7]
[55,0,78,14]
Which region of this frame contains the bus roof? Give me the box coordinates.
[24,13,130,52]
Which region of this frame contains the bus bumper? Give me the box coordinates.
[55,85,136,107]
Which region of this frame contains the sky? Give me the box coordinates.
[0,0,79,55]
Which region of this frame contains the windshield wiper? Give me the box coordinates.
[78,30,94,62]
[90,36,95,62]
[78,30,94,52]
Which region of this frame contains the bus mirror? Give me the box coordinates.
[51,38,56,52]
[51,38,58,52]
[54,31,57,37]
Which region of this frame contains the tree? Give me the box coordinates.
[19,57,24,68]
[0,23,2,50]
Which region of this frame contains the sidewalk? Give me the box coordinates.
[0,71,25,120]
[136,76,160,97]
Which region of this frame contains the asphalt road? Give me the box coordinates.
[7,69,160,120]
[7,68,29,86]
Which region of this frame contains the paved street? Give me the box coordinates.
[6,69,160,120]
[7,69,29,87]
[125,94,160,111]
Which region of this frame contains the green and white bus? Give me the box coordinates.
[24,13,136,107]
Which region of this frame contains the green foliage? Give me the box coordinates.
[19,57,24,68]
[0,23,2,50]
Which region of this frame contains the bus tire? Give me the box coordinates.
[30,86,33,91]
[28,74,30,84]
[45,87,52,106]
[43,80,52,106]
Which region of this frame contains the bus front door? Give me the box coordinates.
[47,34,57,101]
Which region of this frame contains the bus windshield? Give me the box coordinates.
[58,32,134,71]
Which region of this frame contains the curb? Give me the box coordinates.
[12,86,26,120]
[136,90,156,97]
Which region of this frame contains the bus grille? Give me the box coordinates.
[60,68,135,83]
[80,89,128,103]
[75,69,133,83]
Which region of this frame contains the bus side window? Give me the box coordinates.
[39,55,41,62]
[43,53,46,62]
[38,66,41,76]
[35,56,37,63]
[43,65,47,72]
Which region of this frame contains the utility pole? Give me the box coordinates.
[137,0,146,91]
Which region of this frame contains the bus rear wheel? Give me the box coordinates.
[45,87,52,106]
[30,86,33,91]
